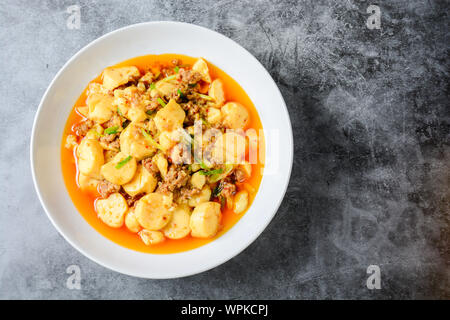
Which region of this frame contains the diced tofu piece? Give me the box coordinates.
[207,107,221,124]
[114,86,147,122]
[85,124,104,140]
[162,204,191,239]
[100,152,137,185]
[87,93,115,124]
[102,66,140,90]
[95,193,128,228]
[77,138,104,179]
[153,80,177,98]
[77,173,99,191]
[135,193,172,230]
[190,171,206,189]
[154,99,185,132]
[159,130,179,151]
[125,208,141,233]
[139,230,165,245]
[192,58,211,83]
[188,186,211,207]
[154,153,168,178]
[221,102,249,129]
[208,79,225,106]
[119,123,157,160]
[190,202,221,238]
[123,165,157,197]
[233,190,249,214]
[211,132,247,164]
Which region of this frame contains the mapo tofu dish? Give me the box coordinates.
[62,54,264,253]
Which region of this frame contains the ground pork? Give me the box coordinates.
[99,134,120,151]
[177,186,201,202]
[103,114,122,129]
[179,69,202,85]
[220,180,236,199]
[120,191,143,207]
[97,180,121,198]
[142,158,159,175]
[158,165,189,193]
[73,119,94,137]
[234,168,247,183]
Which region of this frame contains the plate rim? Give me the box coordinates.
[30,21,293,279]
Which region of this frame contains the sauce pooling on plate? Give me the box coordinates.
[61,54,264,254]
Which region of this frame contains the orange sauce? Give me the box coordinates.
[61,54,264,254]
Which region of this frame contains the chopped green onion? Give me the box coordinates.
[162,75,177,81]
[117,107,123,116]
[209,164,234,183]
[174,66,179,73]
[212,183,223,197]
[198,93,214,101]
[199,161,210,170]
[115,156,132,169]
[141,128,162,150]
[104,126,119,135]
[149,83,156,90]
[200,169,224,176]
[146,110,155,116]
[177,89,186,99]
[201,118,208,125]
[188,83,197,88]
[157,98,166,107]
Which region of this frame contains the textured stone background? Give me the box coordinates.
[0,0,448,299]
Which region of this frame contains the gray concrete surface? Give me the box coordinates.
[0,0,448,299]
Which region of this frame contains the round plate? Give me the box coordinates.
[30,21,293,279]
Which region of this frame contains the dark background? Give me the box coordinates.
[0,0,448,299]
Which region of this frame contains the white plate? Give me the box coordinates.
[30,21,293,279]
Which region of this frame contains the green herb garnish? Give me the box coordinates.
[149,83,156,90]
[212,183,223,197]
[199,161,210,170]
[177,89,186,99]
[157,98,166,107]
[198,93,214,101]
[141,128,162,150]
[115,156,132,169]
[162,75,177,81]
[200,169,224,176]
[146,110,155,116]
[104,126,119,135]
[208,164,234,183]
[188,83,197,88]
[117,107,123,116]
[174,66,179,73]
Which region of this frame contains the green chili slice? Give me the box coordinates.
[115,156,132,169]
[104,126,119,135]
[157,98,166,107]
